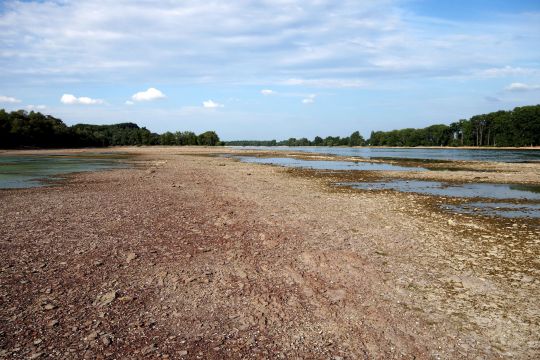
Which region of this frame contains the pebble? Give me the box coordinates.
[86,331,98,341]
[126,252,138,263]
[142,344,158,354]
[97,290,117,306]
[101,335,111,346]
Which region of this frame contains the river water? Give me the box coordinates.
[231,146,540,163]
[0,153,128,189]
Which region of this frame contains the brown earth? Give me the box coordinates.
[0,146,539,359]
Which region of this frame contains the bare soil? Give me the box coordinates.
[0,147,539,359]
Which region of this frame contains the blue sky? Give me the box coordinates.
[1,0,539,140]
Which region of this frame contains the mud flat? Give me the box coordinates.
[0,146,539,359]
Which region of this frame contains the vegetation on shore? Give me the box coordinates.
[0,109,221,148]
[2,104,538,149]
[227,105,540,147]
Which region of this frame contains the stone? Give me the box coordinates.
[126,253,138,263]
[179,350,188,356]
[142,344,158,355]
[96,290,117,306]
[47,320,59,327]
[43,304,57,311]
[101,335,111,346]
[85,331,98,341]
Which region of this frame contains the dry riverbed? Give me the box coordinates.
[0,146,539,359]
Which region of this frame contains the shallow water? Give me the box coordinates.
[236,156,426,171]
[232,146,540,163]
[341,180,540,200]
[0,154,128,189]
[443,202,540,219]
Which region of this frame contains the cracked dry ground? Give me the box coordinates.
[1,148,539,359]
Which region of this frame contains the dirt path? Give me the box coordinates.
[1,147,538,359]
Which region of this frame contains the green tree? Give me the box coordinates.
[197,131,220,146]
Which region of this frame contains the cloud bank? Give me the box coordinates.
[1,1,538,89]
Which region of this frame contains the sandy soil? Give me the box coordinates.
[1,146,539,359]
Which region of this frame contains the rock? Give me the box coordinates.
[142,344,158,355]
[33,339,43,345]
[43,303,57,311]
[448,219,456,226]
[29,353,43,359]
[96,290,117,306]
[101,335,111,346]
[118,295,134,302]
[179,350,188,356]
[85,331,98,341]
[47,320,59,327]
[126,253,138,263]
[326,289,346,303]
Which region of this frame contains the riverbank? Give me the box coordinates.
[1,147,539,359]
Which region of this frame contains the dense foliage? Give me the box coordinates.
[369,105,540,147]
[226,105,540,147]
[225,131,366,147]
[0,109,221,148]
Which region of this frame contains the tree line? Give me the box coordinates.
[227,104,540,147]
[226,131,366,147]
[369,105,539,147]
[0,109,221,148]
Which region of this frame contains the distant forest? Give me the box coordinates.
[227,104,540,147]
[2,105,539,149]
[0,109,221,148]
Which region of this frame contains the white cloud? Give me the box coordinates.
[131,87,166,101]
[478,66,538,78]
[125,100,134,105]
[0,95,22,103]
[2,1,539,89]
[26,104,47,110]
[60,93,103,105]
[505,82,540,92]
[283,78,367,88]
[202,100,224,108]
[302,94,316,104]
[261,89,275,95]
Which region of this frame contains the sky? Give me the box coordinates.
[1,0,540,140]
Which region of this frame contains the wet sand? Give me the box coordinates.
[0,146,539,359]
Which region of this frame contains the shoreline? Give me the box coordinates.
[1,147,539,358]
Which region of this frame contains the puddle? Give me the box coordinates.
[340,179,540,218]
[443,202,540,219]
[340,180,540,200]
[236,156,426,171]
[0,154,129,189]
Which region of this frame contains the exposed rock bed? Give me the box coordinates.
[0,147,538,359]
